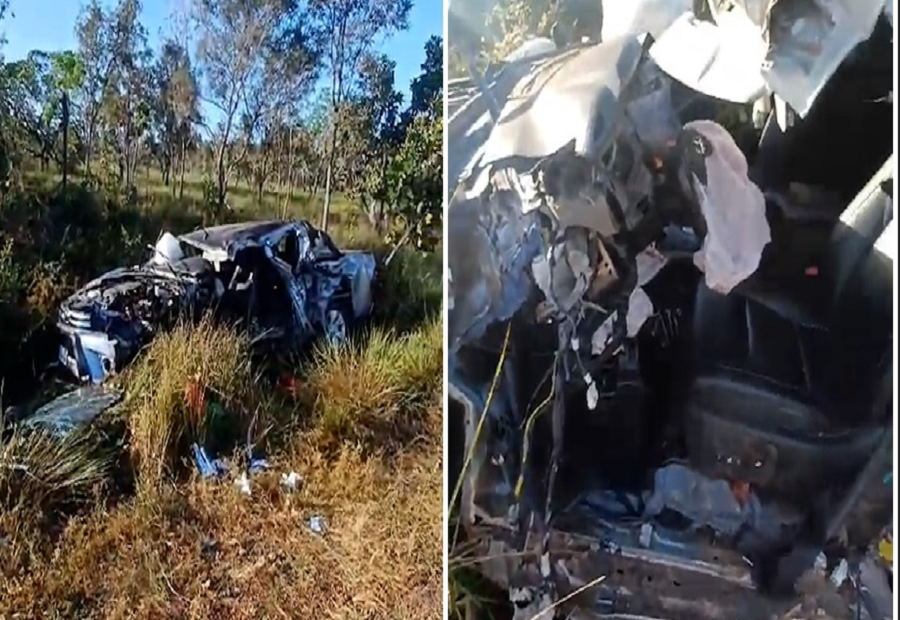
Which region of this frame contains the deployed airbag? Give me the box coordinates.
[685,120,771,293]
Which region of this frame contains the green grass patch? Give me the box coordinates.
[297,315,442,456]
[122,319,265,494]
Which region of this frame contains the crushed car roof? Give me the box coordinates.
[179,220,302,253]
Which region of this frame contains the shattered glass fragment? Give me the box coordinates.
[24,385,122,436]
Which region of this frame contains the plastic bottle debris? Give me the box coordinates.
[639,523,654,548]
[234,472,251,496]
[830,558,849,587]
[308,515,327,535]
[192,443,229,479]
[585,373,598,410]
[281,471,301,492]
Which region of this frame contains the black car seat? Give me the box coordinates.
[681,155,894,501]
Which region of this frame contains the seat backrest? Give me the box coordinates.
[824,159,894,423]
[825,154,894,307]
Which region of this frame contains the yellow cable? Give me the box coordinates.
[449,322,513,521]
[514,364,556,499]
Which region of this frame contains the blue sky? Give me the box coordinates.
[2,0,442,101]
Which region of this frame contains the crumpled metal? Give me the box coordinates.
[23,385,121,436]
[447,169,546,351]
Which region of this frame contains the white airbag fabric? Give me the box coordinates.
[686,120,771,294]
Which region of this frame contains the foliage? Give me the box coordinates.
[408,35,443,119]
[357,37,443,249]
[447,0,604,76]
[305,0,413,228]
[383,107,443,252]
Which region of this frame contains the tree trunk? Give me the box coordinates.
[179,137,187,200]
[216,144,228,209]
[321,113,339,231]
[62,94,70,194]
[85,122,93,178]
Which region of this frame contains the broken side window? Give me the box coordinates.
[274,232,301,271]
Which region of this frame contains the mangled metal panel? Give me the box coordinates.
[479,35,646,164]
[23,385,122,436]
[650,0,887,116]
[56,220,377,384]
[448,34,686,352]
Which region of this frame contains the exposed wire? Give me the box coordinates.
[515,360,557,499]
[528,572,608,620]
[450,321,513,544]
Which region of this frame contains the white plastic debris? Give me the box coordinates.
[280,471,301,492]
[686,120,771,294]
[626,287,654,337]
[639,523,654,548]
[585,374,599,410]
[539,552,552,578]
[636,246,668,286]
[591,313,617,356]
[814,552,829,573]
[531,240,593,314]
[831,558,850,587]
[308,515,327,535]
[234,472,251,496]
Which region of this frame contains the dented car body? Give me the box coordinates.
[57,220,377,383]
[448,1,893,618]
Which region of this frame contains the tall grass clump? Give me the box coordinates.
[301,316,442,454]
[0,428,112,515]
[124,319,263,493]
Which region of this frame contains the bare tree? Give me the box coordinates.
[307,0,412,231]
[153,39,199,198]
[75,0,119,177]
[192,0,317,211]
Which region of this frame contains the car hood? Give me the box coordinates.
[178,221,293,257]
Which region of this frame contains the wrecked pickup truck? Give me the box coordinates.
[448,1,893,619]
[57,220,377,384]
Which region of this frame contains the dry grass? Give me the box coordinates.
[0,428,111,514]
[123,320,262,493]
[301,317,442,455]
[0,255,443,619]
[0,440,442,620]
[2,167,443,618]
